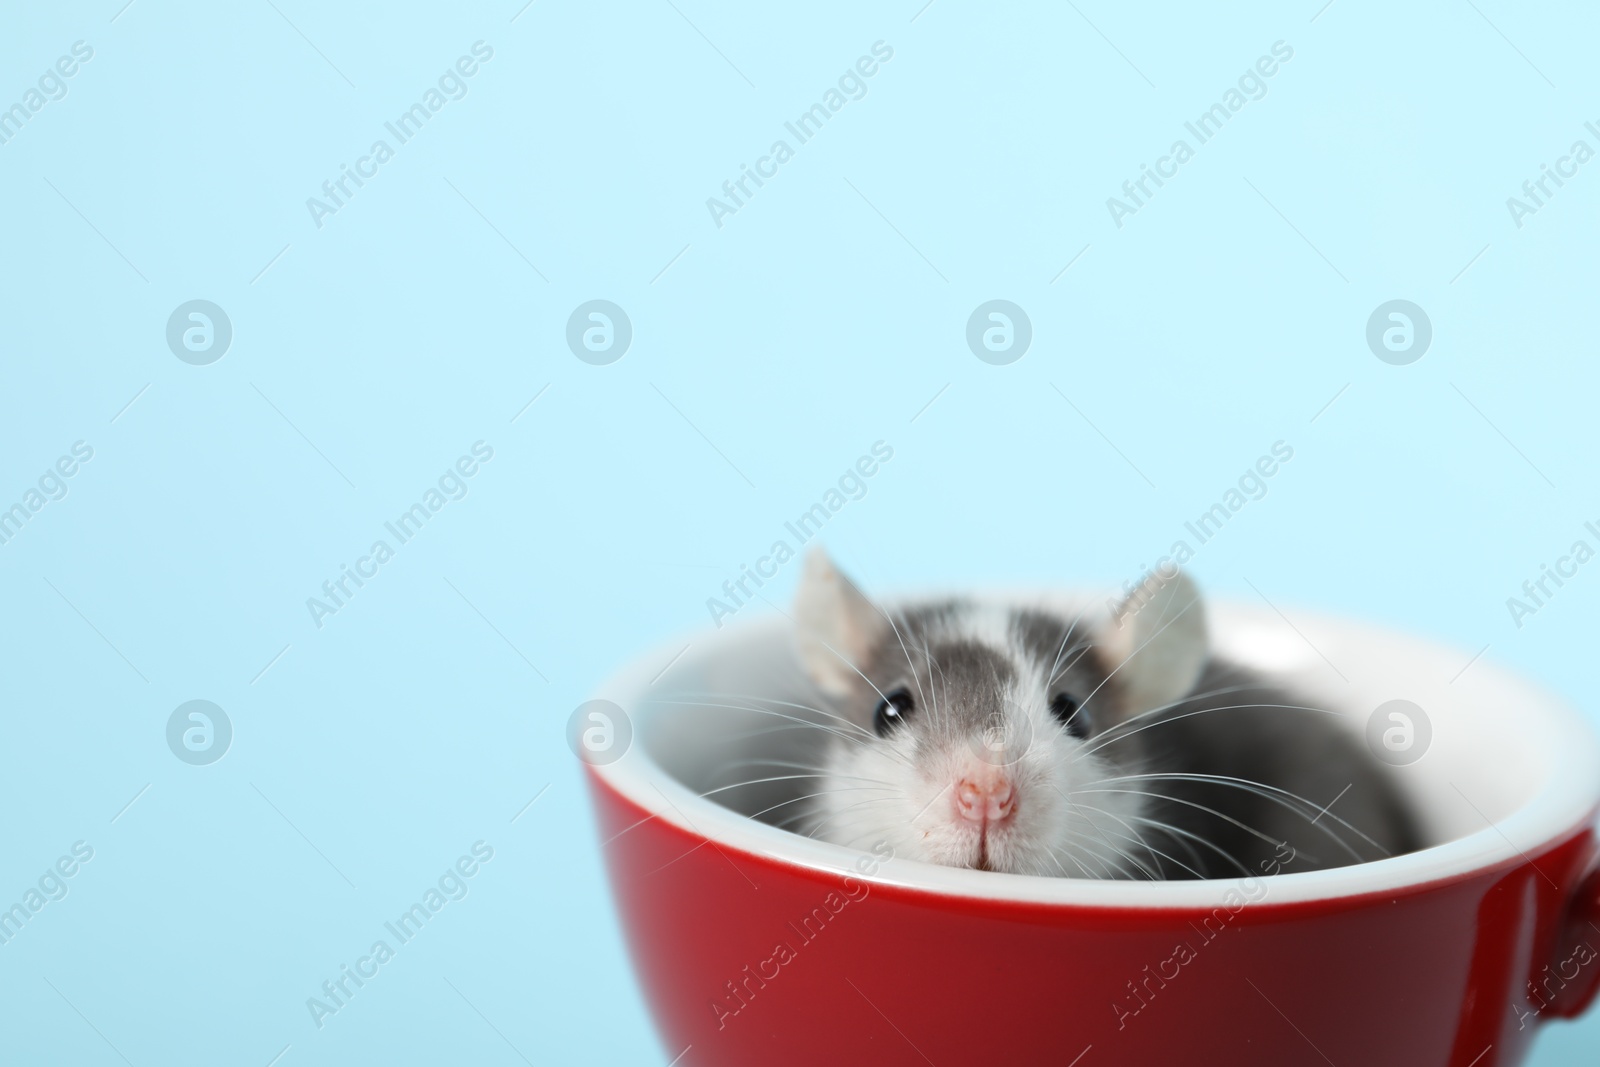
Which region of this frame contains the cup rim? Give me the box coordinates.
[589,594,1600,909]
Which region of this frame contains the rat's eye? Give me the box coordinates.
[1050,692,1089,739]
[873,686,915,737]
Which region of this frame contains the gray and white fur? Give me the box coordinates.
[789,549,1418,880]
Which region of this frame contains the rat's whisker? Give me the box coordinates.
[1120,812,1254,877]
[1102,772,1385,860]
[1076,700,1342,762]
[743,788,899,825]
[1072,786,1289,852]
[659,698,917,771]
[1058,824,1160,880]
[652,697,870,742]
[880,606,932,715]
[1067,800,1197,880]
[1045,843,1097,880]
[699,774,899,801]
[799,795,910,839]
[1044,595,1099,685]
[1072,681,1266,743]
[810,637,897,711]
[1097,681,1271,728]
[1055,832,1138,880]
[1064,586,1208,730]
[675,692,879,741]
[1110,810,1209,876]
[775,790,903,831]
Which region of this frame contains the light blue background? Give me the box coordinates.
[2,0,1597,1063]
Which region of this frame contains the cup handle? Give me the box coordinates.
[1544,859,1600,1019]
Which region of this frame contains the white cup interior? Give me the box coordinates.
[593,595,1600,907]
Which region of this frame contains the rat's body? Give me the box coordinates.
[1130,658,1415,877]
[791,552,1418,880]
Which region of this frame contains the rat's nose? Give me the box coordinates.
[954,774,1015,824]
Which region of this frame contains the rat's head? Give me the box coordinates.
[792,550,1207,877]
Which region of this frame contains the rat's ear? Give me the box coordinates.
[793,548,887,698]
[1102,569,1208,717]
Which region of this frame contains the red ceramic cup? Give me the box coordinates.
[584,599,1600,1066]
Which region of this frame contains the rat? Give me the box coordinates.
[786,549,1418,879]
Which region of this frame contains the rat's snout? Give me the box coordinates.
[954,770,1015,824]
